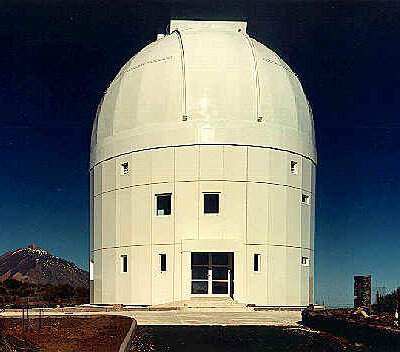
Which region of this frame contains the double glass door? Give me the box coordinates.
[191,253,233,296]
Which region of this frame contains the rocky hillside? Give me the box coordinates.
[0,244,89,288]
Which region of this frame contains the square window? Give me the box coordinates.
[160,254,167,272]
[121,255,128,273]
[290,161,298,175]
[156,194,171,216]
[121,162,129,175]
[204,193,219,214]
[301,257,309,266]
[254,254,261,272]
[302,194,310,205]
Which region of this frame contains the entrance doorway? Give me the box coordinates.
[191,252,234,297]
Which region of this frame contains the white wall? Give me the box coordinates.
[91,144,315,306]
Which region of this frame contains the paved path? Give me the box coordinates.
[0,309,301,326]
[124,310,301,326]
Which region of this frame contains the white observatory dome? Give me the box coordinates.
[91,20,316,167]
[90,20,316,307]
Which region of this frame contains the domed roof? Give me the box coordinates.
[90,20,316,167]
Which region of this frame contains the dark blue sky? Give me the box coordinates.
[1,0,399,307]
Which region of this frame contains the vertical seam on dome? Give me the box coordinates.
[306,99,316,154]
[173,30,187,118]
[281,60,300,134]
[91,96,103,151]
[245,35,260,122]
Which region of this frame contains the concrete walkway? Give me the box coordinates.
[121,310,302,326]
[0,299,305,325]
[0,309,301,326]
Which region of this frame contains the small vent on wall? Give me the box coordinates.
[121,162,129,175]
[301,257,309,266]
[302,194,310,205]
[290,161,298,175]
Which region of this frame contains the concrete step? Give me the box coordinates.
[183,306,254,312]
[151,297,253,312]
[184,298,242,308]
[177,298,253,312]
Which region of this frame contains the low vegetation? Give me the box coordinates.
[0,279,89,308]
[373,287,400,314]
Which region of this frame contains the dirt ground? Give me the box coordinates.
[129,325,366,352]
[302,308,400,351]
[306,308,398,327]
[0,315,132,352]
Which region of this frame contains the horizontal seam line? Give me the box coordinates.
[92,245,314,251]
[93,181,312,197]
[90,144,317,170]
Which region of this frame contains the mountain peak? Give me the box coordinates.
[0,246,89,288]
[28,244,40,249]
[27,244,46,252]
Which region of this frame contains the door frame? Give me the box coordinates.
[191,252,234,297]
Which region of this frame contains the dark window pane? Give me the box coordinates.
[192,253,208,265]
[156,194,171,215]
[122,255,128,273]
[212,282,228,294]
[212,267,228,280]
[160,254,167,272]
[192,281,208,294]
[212,254,228,265]
[192,267,208,280]
[254,254,259,272]
[204,193,219,214]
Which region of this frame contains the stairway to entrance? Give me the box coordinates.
[152,297,253,312]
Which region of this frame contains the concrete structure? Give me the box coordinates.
[354,275,371,309]
[90,20,316,307]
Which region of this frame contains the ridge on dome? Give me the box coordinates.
[169,20,247,34]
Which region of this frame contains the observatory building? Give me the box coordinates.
[90,20,316,306]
